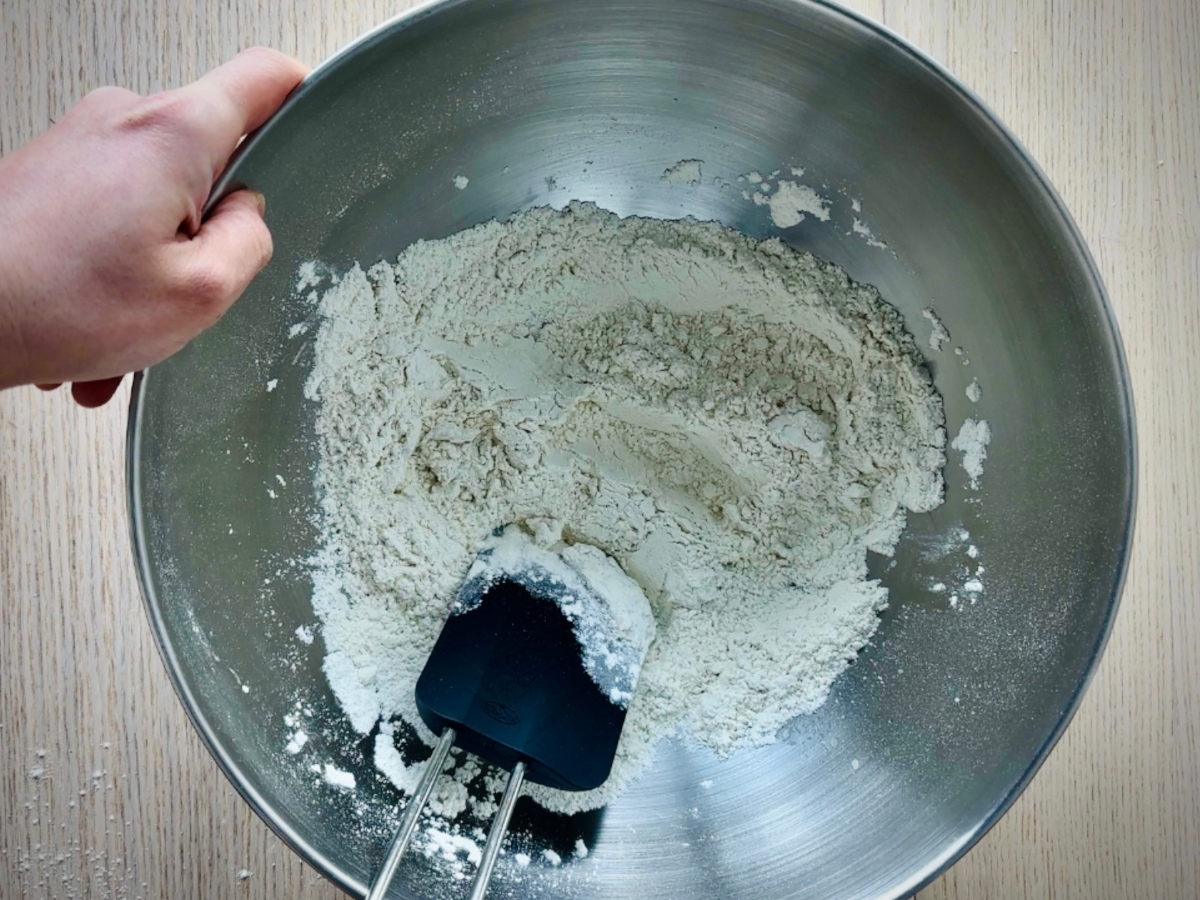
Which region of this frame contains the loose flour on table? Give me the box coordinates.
[304,202,946,816]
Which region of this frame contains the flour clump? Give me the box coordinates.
[304,202,945,815]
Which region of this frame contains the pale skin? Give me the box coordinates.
[0,47,309,407]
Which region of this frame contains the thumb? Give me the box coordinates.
[182,189,273,318]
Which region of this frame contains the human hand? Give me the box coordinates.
[0,47,308,407]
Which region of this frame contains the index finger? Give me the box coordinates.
[182,47,309,167]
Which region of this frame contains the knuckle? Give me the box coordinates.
[175,261,238,316]
[67,86,139,130]
[236,45,283,66]
[254,224,275,268]
[81,85,139,108]
[112,91,202,137]
[232,199,274,268]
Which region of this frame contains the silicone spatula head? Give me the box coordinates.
[414,528,656,792]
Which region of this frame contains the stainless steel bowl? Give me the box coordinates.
[127,0,1135,897]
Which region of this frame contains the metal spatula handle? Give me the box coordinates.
[467,761,526,900]
[365,729,525,900]
[365,727,457,900]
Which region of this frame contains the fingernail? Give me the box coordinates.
[252,190,267,215]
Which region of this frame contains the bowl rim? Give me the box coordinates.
[127,0,1137,896]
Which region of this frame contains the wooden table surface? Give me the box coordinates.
[2,1,1197,897]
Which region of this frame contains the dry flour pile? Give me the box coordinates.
[304,202,945,816]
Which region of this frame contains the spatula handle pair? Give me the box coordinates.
[365,726,527,900]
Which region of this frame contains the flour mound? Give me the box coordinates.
[305,202,945,815]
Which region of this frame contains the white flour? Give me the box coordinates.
[660,159,703,185]
[922,308,951,352]
[752,178,831,228]
[951,418,992,489]
[736,168,832,228]
[321,764,356,790]
[304,202,946,816]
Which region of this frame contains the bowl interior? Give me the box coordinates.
[129,1,1133,897]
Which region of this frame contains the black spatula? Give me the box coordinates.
[365,538,651,900]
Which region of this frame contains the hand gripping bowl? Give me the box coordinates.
[126,1,1135,897]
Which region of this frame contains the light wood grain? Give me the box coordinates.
[2,0,1197,897]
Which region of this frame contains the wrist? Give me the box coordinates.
[0,149,42,390]
[0,249,30,390]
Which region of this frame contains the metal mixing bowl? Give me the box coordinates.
[127,0,1135,897]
